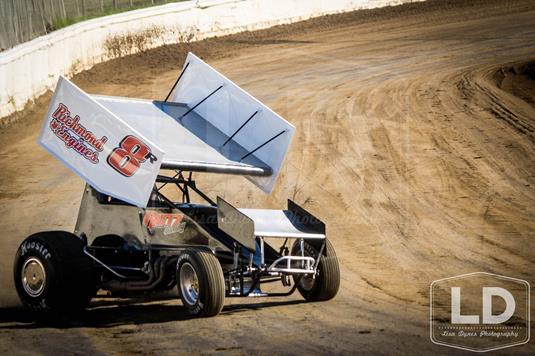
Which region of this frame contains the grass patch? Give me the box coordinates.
[50,1,183,32]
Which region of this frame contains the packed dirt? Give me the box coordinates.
[1,0,534,354]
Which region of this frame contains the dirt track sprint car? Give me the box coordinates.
[14,52,340,317]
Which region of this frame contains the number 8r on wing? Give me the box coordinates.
[107,135,157,177]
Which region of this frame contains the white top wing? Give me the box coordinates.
[168,52,295,193]
[39,52,295,203]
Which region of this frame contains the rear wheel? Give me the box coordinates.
[292,239,340,302]
[13,231,95,315]
[177,248,225,317]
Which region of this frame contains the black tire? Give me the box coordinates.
[292,239,340,302]
[176,248,225,317]
[13,231,95,315]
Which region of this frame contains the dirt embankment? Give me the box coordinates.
[495,61,535,107]
[0,0,534,354]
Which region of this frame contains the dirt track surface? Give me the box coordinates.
[1,0,535,354]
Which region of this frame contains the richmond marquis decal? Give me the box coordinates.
[49,103,108,164]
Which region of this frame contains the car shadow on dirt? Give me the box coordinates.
[0,298,305,329]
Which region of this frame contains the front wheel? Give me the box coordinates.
[13,231,95,315]
[176,248,225,317]
[292,238,340,302]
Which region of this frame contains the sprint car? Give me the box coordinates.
[14,53,340,317]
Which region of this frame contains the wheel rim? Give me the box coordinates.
[21,257,46,297]
[300,273,316,291]
[179,262,199,306]
[297,245,317,292]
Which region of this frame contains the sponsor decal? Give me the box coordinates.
[143,211,186,235]
[49,103,108,164]
[39,77,164,207]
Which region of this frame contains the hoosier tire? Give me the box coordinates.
[292,238,340,302]
[13,231,95,316]
[177,248,225,317]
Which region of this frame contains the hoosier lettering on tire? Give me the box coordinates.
[13,231,95,315]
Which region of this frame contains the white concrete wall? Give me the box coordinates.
[0,0,421,120]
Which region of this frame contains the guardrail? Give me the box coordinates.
[0,0,421,121]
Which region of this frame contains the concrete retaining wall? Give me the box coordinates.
[0,0,421,120]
